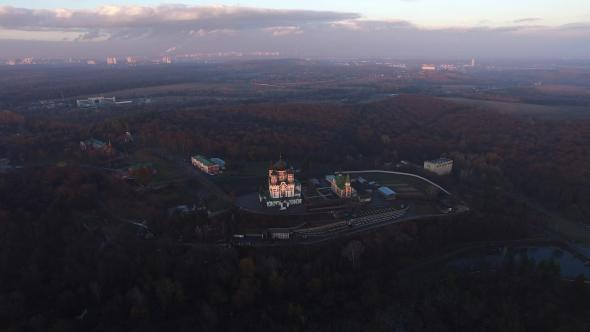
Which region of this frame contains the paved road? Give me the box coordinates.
[338,169,452,195]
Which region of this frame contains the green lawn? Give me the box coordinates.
[130,149,186,183]
[354,172,438,194]
[413,201,442,215]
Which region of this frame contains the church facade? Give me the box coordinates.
[260,158,302,210]
[328,174,356,199]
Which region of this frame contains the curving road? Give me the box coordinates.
[337,170,451,195]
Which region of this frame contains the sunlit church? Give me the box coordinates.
[259,157,302,210]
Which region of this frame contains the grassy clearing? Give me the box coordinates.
[130,149,186,183]
[413,201,441,215]
[355,172,437,194]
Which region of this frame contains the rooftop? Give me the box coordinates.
[272,158,288,171]
[378,186,397,196]
[193,154,215,167]
[83,138,107,148]
[210,157,225,166]
[426,158,453,164]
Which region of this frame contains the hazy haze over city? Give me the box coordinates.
[1,0,589,59]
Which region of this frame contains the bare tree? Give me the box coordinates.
[342,240,365,269]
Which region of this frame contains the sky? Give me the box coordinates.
[0,1,589,59]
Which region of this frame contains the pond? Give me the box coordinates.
[447,245,590,279]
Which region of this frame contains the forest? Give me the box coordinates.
[1,64,590,330]
[80,95,589,221]
[0,164,588,331]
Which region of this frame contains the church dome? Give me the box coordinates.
[273,159,288,170]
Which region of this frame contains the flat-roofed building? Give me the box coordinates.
[77,97,116,109]
[126,56,137,65]
[424,158,453,175]
[80,138,114,155]
[191,155,220,175]
[378,186,397,200]
[270,231,291,240]
[210,158,226,170]
[80,138,107,151]
[421,64,436,71]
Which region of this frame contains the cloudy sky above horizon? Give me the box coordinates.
[1,1,589,59]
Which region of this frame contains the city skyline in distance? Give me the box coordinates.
[0,1,589,59]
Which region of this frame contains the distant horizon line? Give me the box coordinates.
[1,56,590,65]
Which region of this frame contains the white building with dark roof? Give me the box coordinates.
[191,155,220,175]
[76,97,116,109]
[424,158,453,175]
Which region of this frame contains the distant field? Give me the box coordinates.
[95,82,239,98]
[443,97,590,119]
[535,84,590,96]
